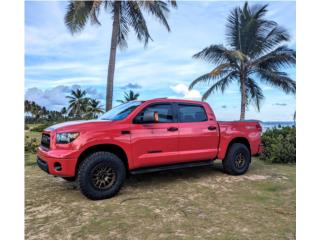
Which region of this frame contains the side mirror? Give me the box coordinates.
[143,111,159,123]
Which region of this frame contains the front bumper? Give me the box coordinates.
[36,147,77,177]
[37,157,49,173]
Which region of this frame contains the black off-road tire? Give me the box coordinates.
[78,151,126,200]
[62,177,76,182]
[223,143,251,175]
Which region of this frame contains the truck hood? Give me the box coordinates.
[45,120,112,132]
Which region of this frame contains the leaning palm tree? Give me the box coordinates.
[117,90,140,103]
[66,89,89,118]
[87,99,104,118]
[65,0,177,111]
[189,2,296,120]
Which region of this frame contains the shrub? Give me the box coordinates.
[260,126,296,163]
[25,125,29,130]
[25,135,39,154]
[31,124,49,132]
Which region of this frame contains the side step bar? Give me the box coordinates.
[130,160,214,175]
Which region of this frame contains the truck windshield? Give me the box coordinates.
[99,101,143,121]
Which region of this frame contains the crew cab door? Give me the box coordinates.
[130,103,179,169]
[176,103,219,161]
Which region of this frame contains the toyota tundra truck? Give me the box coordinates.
[37,98,262,200]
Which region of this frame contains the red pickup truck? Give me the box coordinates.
[37,98,262,200]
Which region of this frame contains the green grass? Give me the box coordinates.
[25,126,296,240]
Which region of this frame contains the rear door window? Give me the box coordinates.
[178,104,207,122]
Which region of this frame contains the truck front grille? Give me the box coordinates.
[41,133,51,149]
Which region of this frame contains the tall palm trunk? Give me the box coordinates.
[106,1,121,111]
[240,73,246,120]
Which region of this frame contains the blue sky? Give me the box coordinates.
[25,0,296,121]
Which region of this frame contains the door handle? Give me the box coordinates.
[167,127,178,132]
[208,126,217,131]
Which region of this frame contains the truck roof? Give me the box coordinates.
[144,98,205,105]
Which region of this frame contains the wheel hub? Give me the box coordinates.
[91,165,116,190]
[235,153,246,169]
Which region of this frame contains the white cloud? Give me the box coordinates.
[25,85,104,111]
[170,83,201,100]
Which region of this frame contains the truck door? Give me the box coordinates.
[176,103,219,161]
[130,102,179,169]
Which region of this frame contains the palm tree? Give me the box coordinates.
[87,99,104,118]
[29,101,37,119]
[66,89,89,118]
[29,102,43,121]
[65,0,177,111]
[117,90,140,103]
[61,107,67,117]
[24,100,31,115]
[40,106,48,120]
[189,2,296,120]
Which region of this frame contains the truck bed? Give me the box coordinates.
[216,120,262,159]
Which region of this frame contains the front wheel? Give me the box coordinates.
[223,143,251,175]
[78,152,126,200]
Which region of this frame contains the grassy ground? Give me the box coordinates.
[25,129,295,240]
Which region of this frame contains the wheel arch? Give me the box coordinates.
[76,144,129,176]
[219,137,251,160]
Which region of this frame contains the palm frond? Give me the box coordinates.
[89,0,102,25]
[65,1,99,34]
[252,3,268,18]
[189,68,231,90]
[104,0,113,11]
[256,26,290,54]
[201,71,238,101]
[245,77,264,111]
[126,1,151,46]
[257,69,296,94]
[208,63,234,77]
[118,3,130,49]
[252,45,296,71]
[226,6,241,50]
[193,45,241,66]
[167,0,177,8]
[139,1,171,31]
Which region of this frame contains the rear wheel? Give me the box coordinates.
[78,151,126,200]
[223,143,251,175]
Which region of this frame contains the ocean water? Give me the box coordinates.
[261,121,295,132]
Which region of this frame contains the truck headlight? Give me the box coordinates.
[56,132,79,144]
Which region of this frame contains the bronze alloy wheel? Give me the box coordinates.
[91,165,117,190]
[234,153,246,169]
